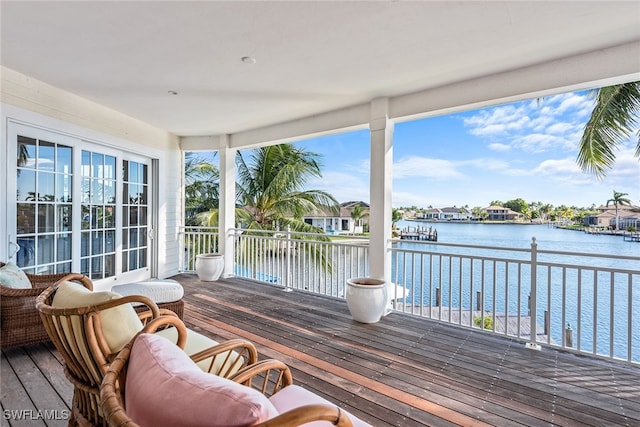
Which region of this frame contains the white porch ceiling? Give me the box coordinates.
[1,1,639,137]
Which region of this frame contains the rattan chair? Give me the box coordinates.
[101,334,355,427]
[37,274,258,427]
[0,262,74,348]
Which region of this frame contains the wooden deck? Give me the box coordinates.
[2,274,640,426]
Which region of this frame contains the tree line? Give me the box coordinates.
[399,190,635,225]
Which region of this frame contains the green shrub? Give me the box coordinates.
[474,315,493,330]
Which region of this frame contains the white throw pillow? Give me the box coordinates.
[0,262,31,289]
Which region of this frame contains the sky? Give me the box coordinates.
[294,90,640,209]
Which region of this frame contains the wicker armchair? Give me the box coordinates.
[0,262,73,348]
[37,274,258,427]
[101,334,356,427]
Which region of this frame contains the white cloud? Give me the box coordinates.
[459,158,510,170]
[469,123,506,136]
[308,171,369,203]
[393,191,439,208]
[465,105,531,137]
[546,122,575,135]
[394,156,463,179]
[517,133,574,152]
[597,147,640,189]
[488,143,511,152]
[555,93,592,115]
[462,91,593,155]
[531,157,582,176]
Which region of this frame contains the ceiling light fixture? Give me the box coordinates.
[241,56,256,64]
[168,90,178,95]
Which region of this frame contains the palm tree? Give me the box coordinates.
[197,144,339,275]
[234,144,339,232]
[184,153,219,226]
[350,205,367,235]
[197,144,338,230]
[539,203,553,222]
[577,81,640,177]
[606,190,632,230]
[391,209,403,229]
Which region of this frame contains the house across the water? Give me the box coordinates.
[304,201,370,234]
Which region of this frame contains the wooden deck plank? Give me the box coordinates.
[181,275,640,426]
[1,345,70,426]
[189,291,612,427]
[1,348,46,427]
[2,273,639,427]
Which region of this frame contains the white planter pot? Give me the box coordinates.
[345,277,388,323]
[195,253,224,281]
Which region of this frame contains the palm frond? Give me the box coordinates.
[578,82,640,178]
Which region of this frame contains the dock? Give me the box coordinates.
[623,231,640,242]
[392,304,554,344]
[399,225,438,241]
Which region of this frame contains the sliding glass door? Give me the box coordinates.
[7,122,155,284]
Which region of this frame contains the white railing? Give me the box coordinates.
[231,228,369,296]
[179,226,220,271]
[390,238,639,364]
[179,227,639,364]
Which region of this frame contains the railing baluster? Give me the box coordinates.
[530,238,538,347]
[593,271,598,356]
[546,266,552,344]
[609,271,614,359]
[628,273,633,362]
[504,261,510,336]
[561,267,567,348]
[577,269,582,354]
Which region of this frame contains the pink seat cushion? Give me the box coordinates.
[269,385,372,427]
[125,333,278,427]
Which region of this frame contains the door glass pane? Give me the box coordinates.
[57,234,72,261]
[105,254,115,277]
[57,145,72,173]
[37,235,55,264]
[122,159,149,273]
[81,231,90,257]
[37,140,55,171]
[57,205,72,231]
[17,203,35,234]
[105,230,115,252]
[56,174,72,202]
[15,136,73,274]
[38,171,55,201]
[80,149,117,280]
[17,136,36,169]
[37,204,55,233]
[16,170,35,201]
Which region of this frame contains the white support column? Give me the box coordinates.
[369,98,393,283]
[218,135,236,278]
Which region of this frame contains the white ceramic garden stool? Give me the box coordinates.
[195,253,225,281]
[345,277,389,323]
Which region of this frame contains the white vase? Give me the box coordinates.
[195,253,224,281]
[345,277,388,323]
